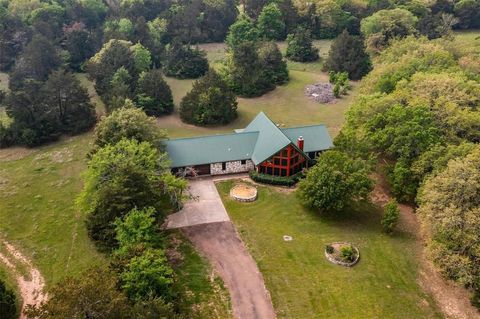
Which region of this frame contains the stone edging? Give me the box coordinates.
[230,185,258,202]
[324,242,360,267]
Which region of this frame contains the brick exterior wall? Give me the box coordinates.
[210,160,255,175]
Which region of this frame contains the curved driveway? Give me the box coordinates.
[166,177,276,319]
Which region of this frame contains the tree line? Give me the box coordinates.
[333,34,480,308]
[25,105,207,318]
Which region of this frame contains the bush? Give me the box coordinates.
[249,171,303,186]
[381,199,400,234]
[0,279,17,319]
[325,245,334,254]
[340,246,356,262]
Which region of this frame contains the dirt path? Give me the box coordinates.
[371,174,479,319]
[0,241,47,319]
[183,222,276,319]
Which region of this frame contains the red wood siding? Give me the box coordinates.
[257,145,307,176]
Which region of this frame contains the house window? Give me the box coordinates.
[241,160,246,165]
[274,158,280,165]
[281,159,288,166]
[222,162,227,170]
[282,150,288,157]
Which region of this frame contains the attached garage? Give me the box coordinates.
[194,164,211,175]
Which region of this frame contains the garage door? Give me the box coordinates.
[194,164,211,175]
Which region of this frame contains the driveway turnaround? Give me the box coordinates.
[183,221,276,319]
[165,178,230,229]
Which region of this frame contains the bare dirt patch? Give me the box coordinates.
[0,240,47,319]
[371,173,480,319]
[0,147,36,162]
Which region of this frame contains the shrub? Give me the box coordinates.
[249,171,302,187]
[325,245,334,254]
[340,246,356,262]
[381,199,400,234]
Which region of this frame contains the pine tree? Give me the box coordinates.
[180,69,237,125]
[285,27,319,62]
[324,30,371,80]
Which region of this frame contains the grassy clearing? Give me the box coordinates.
[453,29,480,41]
[162,39,355,138]
[0,133,106,286]
[76,73,107,115]
[216,180,442,319]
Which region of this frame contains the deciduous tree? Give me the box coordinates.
[297,150,373,211]
[324,30,371,80]
[180,69,237,125]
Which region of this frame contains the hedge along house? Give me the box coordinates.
[164,112,333,177]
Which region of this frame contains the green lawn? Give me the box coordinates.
[161,39,355,139]
[0,133,232,316]
[0,133,106,286]
[216,180,442,319]
[452,29,480,41]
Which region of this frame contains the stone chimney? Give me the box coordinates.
[297,136,304,151]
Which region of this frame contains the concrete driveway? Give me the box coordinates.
[165,178,230,229]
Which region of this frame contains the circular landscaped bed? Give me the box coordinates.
[230,184,257,202]
[325,242,360,267]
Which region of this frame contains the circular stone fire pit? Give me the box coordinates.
[325,242,360,267]
[230,184,257,202]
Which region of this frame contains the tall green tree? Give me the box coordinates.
[78,139,172,250]
[418,147,480,304]
[258,3,286,40]
[324,30,371,80]
[297,150,373,211]
[225,14,259,49]
[24,267,162,319]
[9,35,60,89]
[360,8,418,53]
[223,41,272,97]
[180,69,238,125]
[258,41,289,85]
[92,105,166,152]
[120,248,174,301]
[135,69,174,116]
[163,42,209,79]
[42,70,96,134]
[86,39,136,100]
[0,279,16,319]
[285,27,319,62]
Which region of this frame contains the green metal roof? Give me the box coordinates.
[164,132,259,167]
[164,112,333,168]
[281,125,333,153]
[242,112,292,165]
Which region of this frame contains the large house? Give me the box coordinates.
[165,112,333,177]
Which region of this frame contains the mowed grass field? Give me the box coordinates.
[217,180,442,319]
[161,40,358,138]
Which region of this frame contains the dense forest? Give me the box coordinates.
[1,0,479,146]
